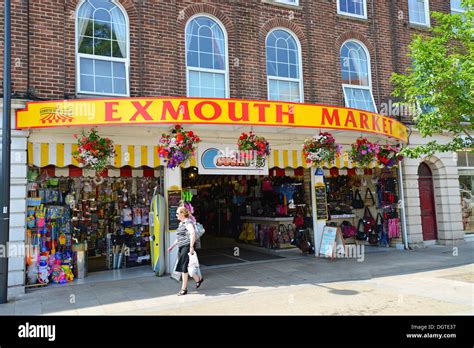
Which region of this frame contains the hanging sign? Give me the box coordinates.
[314,182,328,220]
[197,143,269,175]
[15,97,408,142]
[167,189,182,231]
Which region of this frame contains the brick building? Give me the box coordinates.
[0,0,469,298]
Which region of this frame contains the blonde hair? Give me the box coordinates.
[177,206,190,218]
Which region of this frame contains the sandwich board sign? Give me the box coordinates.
[318,226,345,259]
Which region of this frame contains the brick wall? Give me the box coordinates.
[0,0,452,114]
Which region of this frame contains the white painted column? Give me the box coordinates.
[0,100,28,299]
[163,166,182,275]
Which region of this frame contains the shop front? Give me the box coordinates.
[15,97,409,288]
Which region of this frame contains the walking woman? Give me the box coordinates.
[167,206,204,296]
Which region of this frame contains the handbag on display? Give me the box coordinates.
[276,204,288,216]
[262,178,273,192]
[364,188,376,207]
[340,220,357,239]
[351,189,364,209]
[363,207,376,235]
[356,218,367,240]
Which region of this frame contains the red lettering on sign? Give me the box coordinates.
[388,119,393,134]
[253,103,270,122]
[371,114,382,132]
[104,102,121,122]
[130,101,153,121]
[194,101,222,121]
[344,111,357,128]
[322,108,341,126]
[276,105,295,124]
[160,101,190,121]
[383,118,388,133]
[229,102,249,122]
[359,112,369,130]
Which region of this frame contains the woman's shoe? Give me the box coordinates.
[196,277,204,289]
[177,289,187,296]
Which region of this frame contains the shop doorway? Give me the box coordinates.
[182,167,313,266]
[418,163,438,241]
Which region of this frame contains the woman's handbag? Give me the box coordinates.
[363,207,376,235]
[351,189,364,209]
[356,218,367,240]
[364,188,376,207]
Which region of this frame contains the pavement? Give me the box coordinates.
[0,242,473,315]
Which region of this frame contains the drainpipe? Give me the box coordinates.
[398,162,409,250]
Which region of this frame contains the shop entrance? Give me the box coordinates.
[418,163,438,241]
[182,167,313,266]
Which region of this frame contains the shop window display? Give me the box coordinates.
[25,167,162,287]
[325,167,401,247]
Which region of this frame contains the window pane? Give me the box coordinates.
[94,9,111,22]
[199,53,214,69]
[113,78,126,95]
[84,20,93,37]
[113,62,126,78]
[278,63,289,78]
[199,36,213,53]
[268,78,301,102]
[214,54,225,70]
[289,64,298,79]
[409,0,427,25]
[187,51,199,67]
[95,60,112,77]
[339,0,365,16]
[95,76,113,93]
[94,20,112,39]
[90,0,115,11]
[267,61,277,76]
[80,74,94,92]
[80,58,94,75]
[343,87,376,112]
[79,36,94,54]
[187,71,226,98]
[94,38,111,56]
[112,41,125,58]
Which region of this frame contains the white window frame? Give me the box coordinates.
[75,0,130,97]
[185,14,229,99]
[408,0,431,27]
[337,0,368,20]
[274,0,299,6]
[340,39,377,112]
[266,27,304,103]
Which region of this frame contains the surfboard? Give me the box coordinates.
[149,192,166,276]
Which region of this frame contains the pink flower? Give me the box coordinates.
[361,150,367,155]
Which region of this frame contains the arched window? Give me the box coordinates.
[266,29,303,103]
[185,15,228,98]
[76,0,129,96]
[340,40,376,112]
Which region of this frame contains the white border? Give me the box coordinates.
[185,14,230,99]
[265,27,304,103]
[75,0,130,97]
[274,0,299,6]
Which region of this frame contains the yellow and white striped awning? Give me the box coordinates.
[28,142,164,168]
[27,142,384,169]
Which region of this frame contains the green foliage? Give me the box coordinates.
[391,0,473,158]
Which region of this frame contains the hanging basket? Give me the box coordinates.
[376,144,403,168]
[72,128,115,176]
[237,131,271,165]
[349,137,380,168]
[157,125,201,169]
[302,132,342,168]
